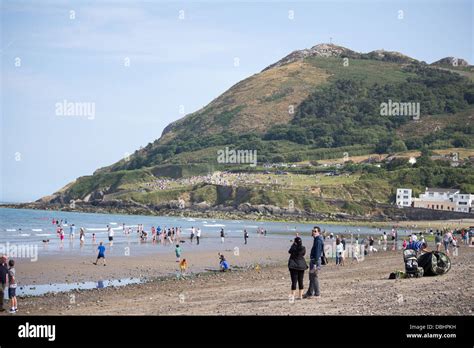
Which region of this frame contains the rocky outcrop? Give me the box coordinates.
[263,43,360,71]
[263,44,420,71]
[431,57,470,67]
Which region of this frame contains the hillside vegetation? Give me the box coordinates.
[42,44,474,218]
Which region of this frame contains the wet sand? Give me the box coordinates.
[13,239,287,285]
[9,244,474,316]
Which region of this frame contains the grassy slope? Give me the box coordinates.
[160,60,331,142]
[50,54,473,215]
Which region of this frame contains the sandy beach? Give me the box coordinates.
[8,243,473,316]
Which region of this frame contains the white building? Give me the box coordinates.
[453,193,474,213]
[396,188,412,207]
[419,187,459,201]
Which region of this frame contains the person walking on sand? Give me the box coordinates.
[288,237,308,301]
[190,227,195,244]
[435,232,442,251]
[304,227,323,299]
[179,258,187,275]
[443,231,453,256]
[175,244,182,262]
[220,228,225,243]
[8,259,17,313]
[244,230,249,245]
[94,242,106,266]
[196,228,201,245]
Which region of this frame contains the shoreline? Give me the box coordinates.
[2,203,474,231]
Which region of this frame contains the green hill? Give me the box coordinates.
[40,43,474,218]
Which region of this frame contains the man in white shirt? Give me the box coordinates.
[108,225,115,245]
[196,228,201,245]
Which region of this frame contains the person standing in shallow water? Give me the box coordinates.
[288,236,308,300]
[304,227,323,299]
[244,230,249,245]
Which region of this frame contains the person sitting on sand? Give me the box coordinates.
[94,242,106,266]
[219,253,229,272]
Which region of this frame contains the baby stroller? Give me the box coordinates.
[403,249,424,278]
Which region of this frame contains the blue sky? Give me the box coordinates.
[1,0,472,202]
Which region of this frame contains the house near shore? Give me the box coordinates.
[396,187,474,213]
[396,188,412,207]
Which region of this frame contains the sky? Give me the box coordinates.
[1,0,472,202]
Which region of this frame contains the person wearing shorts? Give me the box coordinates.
[435,232,442,251]
[443,231,452,255]
[107,225,114,245]
[94,242,106,266]
[8,260,17,313]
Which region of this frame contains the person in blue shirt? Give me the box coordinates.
[94,242,106,266]
[219,253,229,272]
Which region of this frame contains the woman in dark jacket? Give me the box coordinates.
[288,236,308,300]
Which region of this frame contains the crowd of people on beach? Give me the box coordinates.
[48,217,258,277]
[1,216,470,314]
[287,225,471,301]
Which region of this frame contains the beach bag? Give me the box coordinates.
[417,251,451,276]
[321,249,328,265]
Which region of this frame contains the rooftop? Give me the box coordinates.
[425,188,460,194]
